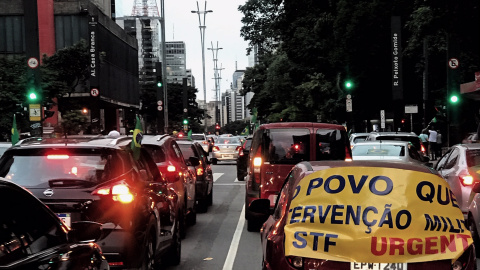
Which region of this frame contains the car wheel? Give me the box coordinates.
[196,199,208,213]
[187,206,197,226]
[247,219,261,232]
[140,232,158,270]
[212,158,217,165]
[165,218,182,266]
[468,217,480,257]
[207,191,213,206]
[179,208,187,239]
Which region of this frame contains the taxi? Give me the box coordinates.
[248,160,476,270]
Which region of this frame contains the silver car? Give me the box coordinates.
[211,136,242,164]
[351,140,427,164]
[435,144,480,218]
[191,133,209,153]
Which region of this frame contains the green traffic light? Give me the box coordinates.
[450,95,459,103]
[344,80,353,89]
[28,92,37,100]
[183,119,189,125]
[157,82,163,87]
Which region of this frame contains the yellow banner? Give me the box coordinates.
[284,167,472,263]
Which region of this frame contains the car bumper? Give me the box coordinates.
[97,224,143,268]
[212,152,239,160]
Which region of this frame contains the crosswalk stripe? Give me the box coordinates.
[213,173,224,182]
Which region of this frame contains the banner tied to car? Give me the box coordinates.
[284,166,472,263]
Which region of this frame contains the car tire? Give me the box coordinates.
[196,199,208,213]
[207,191,213,206]
[468,217,480,257]
[165,218,182,266]
[247,219,261,232]
[212,158,217,165]
[187,207,197,226]
[140,232,158,270]
[179,208,187,239]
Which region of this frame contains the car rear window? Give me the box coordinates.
[375,135,421,149]
[143,145,166,163]
[316,129,348,160]
[352,145,405,157]
[466,149,480,168]
[191,135,206,140]
[0,148,130,188]
[265,128,310,164]
[217,137,241,144]
[178,144,195,158]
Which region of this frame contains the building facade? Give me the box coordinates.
[0,0,139,135]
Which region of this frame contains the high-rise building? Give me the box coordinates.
[165,41,193,86]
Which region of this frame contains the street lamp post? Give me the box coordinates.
[192,1,212,132]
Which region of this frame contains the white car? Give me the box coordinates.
[190,133,209,153]
[351,140,428,164]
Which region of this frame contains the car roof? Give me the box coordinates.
[353,140,412,146]
[369,131,418,137]
[141,134,173,145]
[259,122,346,130]
[7,135,133,150]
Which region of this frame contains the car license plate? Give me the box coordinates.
[223,155,233,159]
[57,213,71,227]
[351,263,407,270]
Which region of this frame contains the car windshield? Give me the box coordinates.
[352,145,405,157]
[191,135,206,140]
[216,137,241,144]
[375,135,420,149]
[0,148,130,188]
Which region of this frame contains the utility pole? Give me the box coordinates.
[160,0,168,133]
[208,41,223,127]
[192,1,213,132]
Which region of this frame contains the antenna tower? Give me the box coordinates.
[131,0,160,17]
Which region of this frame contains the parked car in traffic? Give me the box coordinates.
[211,136,243,164]
[236,135,253,181]
[142,134,198,237]
[351,140,430,165]
[365,131,428,158]
[434,143,480,218]
[191,133,210,153]
[245,122,352,231]
[0,177,110,269]
[176,139,214,213]
[249,160,476,270]
[348,132,370,149]
[0,136,182,269]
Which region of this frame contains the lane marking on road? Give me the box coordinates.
[213,173,224,182]
[222,204,245,270]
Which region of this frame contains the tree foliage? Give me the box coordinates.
[239,0,479,133]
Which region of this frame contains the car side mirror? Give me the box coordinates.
[189,156,200,166]
[69,221,104,242]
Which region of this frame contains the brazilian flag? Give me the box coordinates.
[187,130,193,141]
[240,125,249,136]
[11,114,19,145]
[130,115,143,160]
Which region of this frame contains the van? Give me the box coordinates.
[245,122,352,231]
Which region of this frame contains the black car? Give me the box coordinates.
[176,140,213,213]
[236,136,252,181]
[0,177,109,269]
[0,136,181,269]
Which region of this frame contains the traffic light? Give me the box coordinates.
[155,62,163,88]
[449,94,459,104]
[183,118,189,125]
[27,87,38,102]
[215,123,220,130]
[344,80,354,90]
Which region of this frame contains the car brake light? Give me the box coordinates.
[345,146,353,161]
[196,167,204,175]
[239,148,244,156]
[202,141,208,144]
[213,146,220,152]
[421,144,426,153]
[92,184,134,203]
[167,165,176,172]
[47,154,69,160]
[460,175,475,186]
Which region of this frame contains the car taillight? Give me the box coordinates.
[196,167,204,176]
[239,148,244,156]
[286,256,303,269]
[420,143,426,153]
[235,146,242,151]
[47,154,69,160]
[460,174,475,186]
[345,146,353,161]
[202,141,208,145]
[213,146,220,152]
[167,165,176,172]
[92,183,134,204]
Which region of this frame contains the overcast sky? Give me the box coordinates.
[116,0,251,102]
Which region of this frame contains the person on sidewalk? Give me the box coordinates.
[436,130,443,158]
[426,126,438,160]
